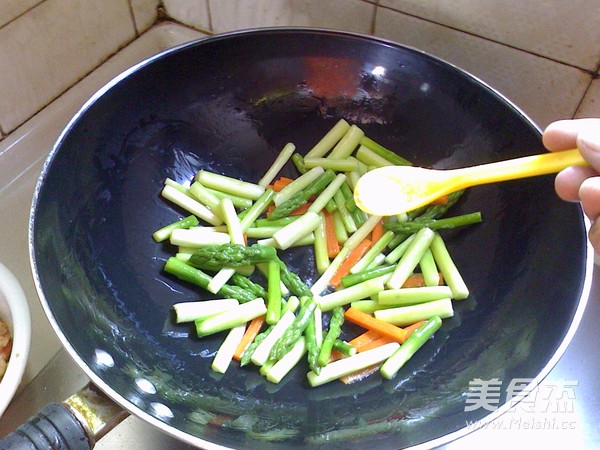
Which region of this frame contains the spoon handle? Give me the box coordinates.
[451,149,587,189]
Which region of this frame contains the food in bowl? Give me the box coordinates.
[0,262,30,417]
[0,318,11,380]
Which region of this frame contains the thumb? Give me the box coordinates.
[577,128,600,172]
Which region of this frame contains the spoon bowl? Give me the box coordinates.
[354,148,587,216]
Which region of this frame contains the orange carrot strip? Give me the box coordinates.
[402,272,444,288]
[266,201,313,217]
[356,335,394,353]
[344,307,409,343]
[233,315,265,361]
[272,177,294,192]
[339,332,393,384]
[289,202,313,216]
[370,219,385,245]
[348,330,382,349]
[340,364,381,384]
[330,239,372,288]
[323,210,340,258]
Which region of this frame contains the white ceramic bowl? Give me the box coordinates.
[0,263,31,416]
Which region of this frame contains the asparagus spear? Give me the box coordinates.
[340,264,396,288]
[152,215,199,242]
[276,257,312,297]
[187,243,277,271]
[317,306,345,366]
[269,298,317,361]
[305,308,321,375]
[414,189,464,221]
[240,325,273,366]
[380,316,442,379]
[164,257,256,303]
[384,212,482,233]
[291,153,308,174]
[332,340,356,357]
[230,273,268,299]
[267,170,336,220]
[359,136,412,166]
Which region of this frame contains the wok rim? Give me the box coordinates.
[27,26,595,449]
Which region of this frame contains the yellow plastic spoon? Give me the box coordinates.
[353,148,587,216]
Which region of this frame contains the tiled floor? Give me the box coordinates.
[0,22,205,387]
[379,0,600,70]
[374,6,597,128]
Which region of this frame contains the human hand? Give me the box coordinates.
[543,118,600,252]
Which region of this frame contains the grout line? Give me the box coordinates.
[161,16,213,36]
[206,0,214,32]
[369,0,379,35]
[126,0,140,36]
[572,75,596,118]
[0,20,209,138]
[375,5,597,76]
[0,0,46,33]
[0,24,163,137]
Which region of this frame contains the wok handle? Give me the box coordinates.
[0,382,128,449]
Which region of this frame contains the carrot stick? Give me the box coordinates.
[344,307,409,343]
[289,202,313,216]
[356,335,394,353]
[348,329,382,348]
[233,315,265,361]
[339,330,393,384]
[330,238,372,288]
[266,201,313,217]
[370,219,385,244]
[402,272,444,288]
[324,210,340,258]
[272,177,294,192]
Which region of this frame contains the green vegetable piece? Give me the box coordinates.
[266,260,282,325]
[384,212,482,233]
[276,257,311,298]
[332,339,356,357]
[230,273,268,299]
[240,325,273,366]
[267,169,336,220]
[152,215,199,242]
[187,243,277,271]
[304,308,321,375]
[415,190,465,221]
[164,257,256,303]
[291,153,308,174]
[359,136,412,166]
[317,306,345,366]
[269,298,317,361]
[380,316,442,379]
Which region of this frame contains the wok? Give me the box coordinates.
[13,28,594,448]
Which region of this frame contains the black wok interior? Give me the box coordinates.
[31,29,588,449]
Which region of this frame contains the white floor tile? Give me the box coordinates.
[375,8,591,127]
[380,0,600,71]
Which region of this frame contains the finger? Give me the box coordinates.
[554,165,598,201]
[576,127,600,172]
[588,219,600,256]
[579,177,600,220]
[542,118,600,151]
